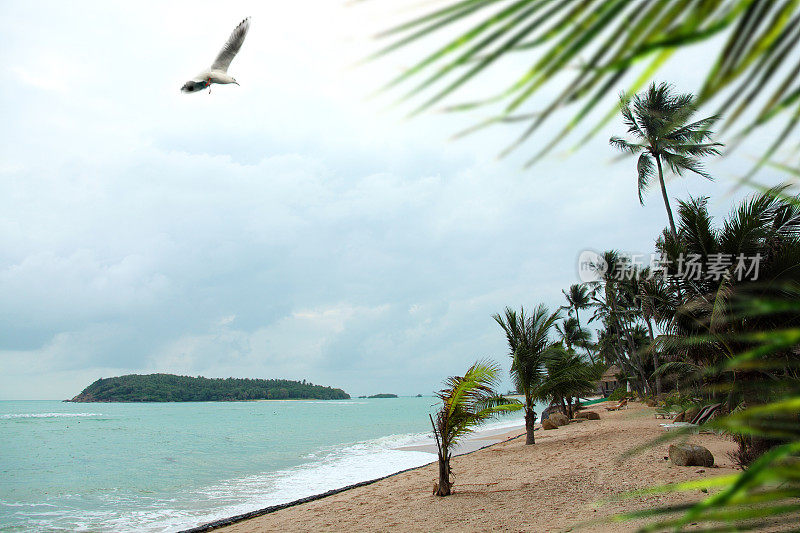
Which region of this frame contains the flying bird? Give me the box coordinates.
[181,17,250,94]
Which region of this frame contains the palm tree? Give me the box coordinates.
[371,2,798,169]
[561,284,595,360]
[610,82,723,240]
[493,305,562,444]
[555,317,591,354]
[654,187,800,407]
[431,360,520,496]
[539,348,602,419]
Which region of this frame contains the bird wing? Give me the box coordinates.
[210,17,250,72]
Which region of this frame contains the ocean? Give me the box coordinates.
[0,398,528,532]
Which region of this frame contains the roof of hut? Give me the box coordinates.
[600,365,620,381]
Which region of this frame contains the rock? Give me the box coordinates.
[668,444,714,467]
[646,400,657,407]
[540,404,559,423]
[570,418,586,423]
[548,412,569,426]
[674,411,686,422]
[685,407,701,422]
[542,419,558,430]
[576,411,600,420]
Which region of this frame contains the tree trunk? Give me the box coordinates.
[436,455,451,496]
[559,397,568,416]
[575,308,595,363]
[566,397,574,419]
[646,318,662,396]
[655,156,678,241]
[524,407,537,445]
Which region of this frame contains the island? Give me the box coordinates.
[367,393,398,399]
[67,374,350,402]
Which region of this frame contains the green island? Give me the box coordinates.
[67,374,350,402]
[361,393,398,399]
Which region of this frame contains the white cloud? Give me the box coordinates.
[0,0,794,399]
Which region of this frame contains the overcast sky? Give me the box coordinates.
[1,1,795,399]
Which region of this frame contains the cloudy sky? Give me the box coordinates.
[0,1,794,399]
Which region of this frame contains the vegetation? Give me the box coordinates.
[538,348,601,419]
[610,82,722,239]
[494,305,561,444]
[560,284,595,361]
[68,374,350,402]
[385,4,800,526]
[367,393,398,398]
[430,360,520,496]
[370,0,799,174]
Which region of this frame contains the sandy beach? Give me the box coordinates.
[212,402,751,532]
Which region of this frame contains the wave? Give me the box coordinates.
[0,412,103,419]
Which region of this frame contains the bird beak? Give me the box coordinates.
[234,81,240,86]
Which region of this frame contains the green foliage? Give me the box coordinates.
[70,374,350,402]
[367,393,398,398]
[493,304,562,411]
[370,0,800,170]
[610,82,722,237]
[539,348,602,408]
[432,360,521,495]
[434,360,521,450]
[608,386,628,402]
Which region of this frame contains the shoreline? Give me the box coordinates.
[179,419,528,532]
[203,402,755,532]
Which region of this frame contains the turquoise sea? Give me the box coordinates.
[0,398,526,532]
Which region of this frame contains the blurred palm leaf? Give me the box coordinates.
[369,0,800,168]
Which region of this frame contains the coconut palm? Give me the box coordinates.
[431,360,520,496]
[555,317,591,355]
[493,305,561,444]
[654,186,800,407]
[610,82,723,240]
[561,283,595,359]
[539,348,602,419]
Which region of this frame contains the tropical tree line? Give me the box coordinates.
[428,83,799,524]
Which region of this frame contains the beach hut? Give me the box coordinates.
[598,365,620,397]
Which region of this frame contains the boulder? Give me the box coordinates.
[548,412,570,427]
[646,399,657,407]
[668,444,714,467]
[576,410,600,420]
[569,418,586,423]
[540,404,559,423]
[673,411,686,422]
[542,419,558,430]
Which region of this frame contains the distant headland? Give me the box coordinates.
[66,374,350,402]
[359,393,399,399]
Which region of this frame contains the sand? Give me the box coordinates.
[213,402,772,532]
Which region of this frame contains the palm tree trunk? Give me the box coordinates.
[646,318,662,396]
[524,407,536,445]
[655,156,678,240]
[431,413,451,496]
[437,454,452,496]
[575,308,595,363]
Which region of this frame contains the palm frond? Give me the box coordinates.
[369,0,800,165]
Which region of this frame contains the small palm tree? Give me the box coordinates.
[431,360,520,496]
[610,82,723,240]
[540,348,602,419]
[493,305,561,445]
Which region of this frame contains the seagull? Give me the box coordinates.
[181,17,250,94]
